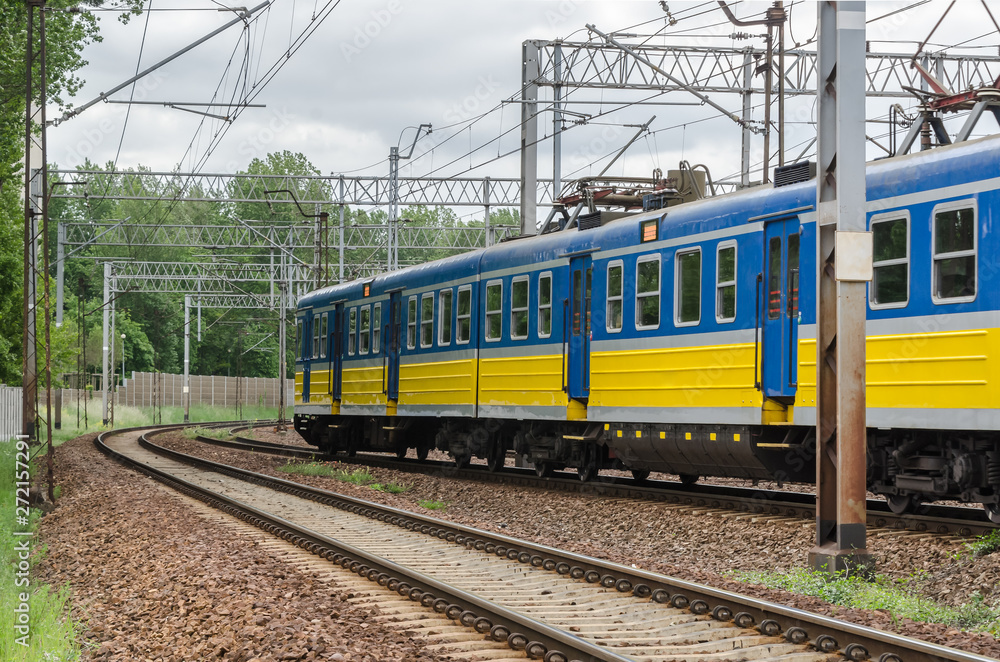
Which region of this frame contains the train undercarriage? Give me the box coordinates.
[294,413,1000,522]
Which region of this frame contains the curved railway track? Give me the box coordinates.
[193,430,1000,538]
[99,423,993,662]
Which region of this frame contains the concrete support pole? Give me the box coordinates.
[278,281,287,431]
[520,40,539,236]
[184,295,191,423]
[741,51,753,187]
[483,177,492,248]
[388,146,399,271]
[552,42,563,199]
[101,263,111,426]
[56,222,64,327]
[809,0,873,576]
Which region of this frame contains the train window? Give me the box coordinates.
[360,306,370,355]
[439,289,453,346]
[538,272,552,338]
[675,248,701,326]
[295,318,302,360]
[319,313,328,358]
[767,237,781,320]
[636,255,660,330]
[716,244,736,323]
[348,308,357,356]
[485,280,502,341]
[407,297,417,349]
[871,215,908,307]
[457,286,472,344]
[312,315,321,358]
[372,303,382,354]
[607,261,623,332]
[933,202,976,302]
[421,293,434,348]
[511,276,529,340]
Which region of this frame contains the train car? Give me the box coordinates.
[295,134,1000,522]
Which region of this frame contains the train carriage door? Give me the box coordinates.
[386,291,402,400]
[761,218,800,400]
[331,303,344,400]
[567,256,593,400]
[302,313,312,402]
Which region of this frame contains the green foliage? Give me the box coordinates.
[0,440,80,660]
[968,529,1000,559]
[730,567,1000,635]
[370,482,408,494]
[278,461,375,486]
[182,427,232,441]
[418,499,448,511]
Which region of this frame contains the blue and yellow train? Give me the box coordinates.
[295,134,1000,522]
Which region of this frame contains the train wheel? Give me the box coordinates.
[631,469,650,483]
[396,447,408,460]
[679,473,699,486]
[984,503,1000,524]
[534,461,554,478]
[886,493,917,515]
[454,454,470,469]
[416,445,430,461]
[486,442,506,472]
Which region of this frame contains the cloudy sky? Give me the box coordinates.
[49,0,999,198]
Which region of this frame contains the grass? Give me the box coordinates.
[730,567,1000,635]
[278,461,409,494]
[37,401,281,447]
[968,529,1000,559]
[0,440,79,661]
[418,499,448,511]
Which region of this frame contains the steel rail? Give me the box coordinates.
[116,425,995,662]
[209,433,998,537]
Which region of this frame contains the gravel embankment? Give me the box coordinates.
[35,434,458,662]
[160,430,1000,657]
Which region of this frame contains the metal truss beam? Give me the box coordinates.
[527,41,1000,97]
[49,172,554,207]
[111,261,309,296]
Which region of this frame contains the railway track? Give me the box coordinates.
[192,430,999,538]
[100,423,993,662]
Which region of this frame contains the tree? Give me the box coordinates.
[0,1,142,385]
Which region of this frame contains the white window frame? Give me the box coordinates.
[456,285,472,345]
[359,305,370,355]
[869,212,910,310]
[438,289,453,346]
[485,279,503,342]
[420,293,435,348]
[931,199,977,305]
[348,308,357,356]
[635,254,661,331]
[606,260,624,333]
[510,275,530,340]
[537,271,553,339]
[674,248,702,327]
[372,303,382,354]
[312,315,320,357]
[406,296,417,350]
[715,242,737,323]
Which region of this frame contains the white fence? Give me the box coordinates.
[117,372,294,409]
[0,384,23,441]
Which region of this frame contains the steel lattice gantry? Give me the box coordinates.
[48,172,554,207]
[518,39,1000,229]
[529,41,1000,97]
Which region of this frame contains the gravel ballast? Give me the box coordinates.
[158,429,1000,657]
[36,434,456,662]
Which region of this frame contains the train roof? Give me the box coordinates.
[298,133,1000,309]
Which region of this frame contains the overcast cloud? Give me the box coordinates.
[49,0,997,201]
